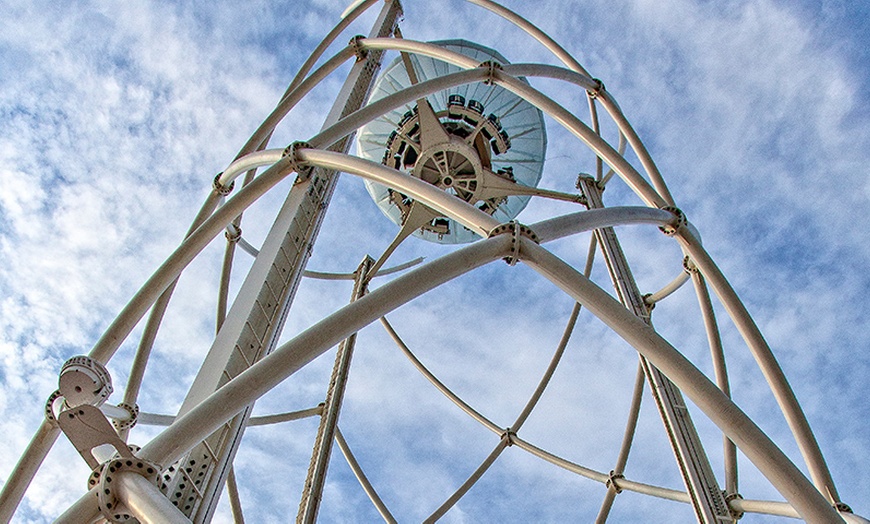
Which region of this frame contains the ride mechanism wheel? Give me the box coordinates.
[1,1,868,523]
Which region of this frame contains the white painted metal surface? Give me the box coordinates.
[1,1,863,523]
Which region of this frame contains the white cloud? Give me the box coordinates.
[1,0,868,522]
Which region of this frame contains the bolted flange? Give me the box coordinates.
[658,206,687,236]
[59,355,113,408]
[96,455,161,523]
[212,172,235,196]
[488,221,540,266]
[283,141,315,183]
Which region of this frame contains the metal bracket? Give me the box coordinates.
[480,60,503,86]
[835,502,854,514]
[349,34,368,62]
[59,355,113,408]
[112,402,139,431]
[724,492,745,520]
[56,404,133,471]
[488,221,539,266]
[212,172,235,196]
[225,223,242,243]
[642,292,656,311]
[500,428,516,447]
[587,78,606,99]
[659,206,687,236]
[682,255,699,274]
[43,390,63,426]
[96,456,161,523]
[283,141,314,183]
[606,470,624,494]
[574,173,597,207]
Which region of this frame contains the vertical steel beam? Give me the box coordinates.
[576,176,732,523]
[158,3,402,522]
[297,257,373,523]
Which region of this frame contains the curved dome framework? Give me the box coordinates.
[1,1,866,523]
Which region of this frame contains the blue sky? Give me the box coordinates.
[1,0,868,522]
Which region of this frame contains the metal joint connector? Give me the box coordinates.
[605,470,624,494]
[349,35,368,62]
[212,172,235,196]
[642,293,656,311]
[96,456,161,523]
[112,402,139,430]
[480,60,503,86]
[59,355,113,408]
[283,141,315,183]
[225,224,242,243]
[658,206,687,236]
[724,492,745,520]
[44,389,64,425]
[587,78,605,99]
[500,428,516,446]
[682,255,698,274]
[835,502,854,514]
[488,220,539,266]
[575,173,599,208]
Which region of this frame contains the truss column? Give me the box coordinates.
[576,175,732,524]
[158,3,403,523]
[297,257,374,523]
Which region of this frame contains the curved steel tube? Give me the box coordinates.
[381,316,502,435]
[675,227,839,503]
[690,270,738,495]
[87,158,297,365]
[517,238,842,522]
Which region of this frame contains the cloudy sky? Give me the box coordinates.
[1,0,868,522]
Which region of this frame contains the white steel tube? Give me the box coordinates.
[219,149,283,187]
[491,70,665,208]
[645,271,690,305]
[335,41,668,206]
[311,68,488,151]
[517,238,842,522]
[334,427,397,524]
[118,187,228,438]
[511,301,581,431]
[596,92,675,205]
[236,46,357,159]
[360,38,480,69]
[54,490,102,524]
[116,470,191,524]
[381,316,502,435]
[690,270,738,495]
[135,235,511,468]
[303,257,425,280]
[462,0,590,76]
[595,361,646,523]
[60,235,511,523]
[675,227,840,503]
[297,149,501,237]
[533,207,676,243]
[136,406,323,427]
[294,0,381,93]
[86,157,296,365]
[511,434,609,483]
[511,434,809,519]
[425,441,509,522]
[0,421,61,522]
[226,467,245,524]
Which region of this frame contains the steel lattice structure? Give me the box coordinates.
[1,1,867,522]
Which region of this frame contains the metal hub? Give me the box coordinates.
[384,95,517,235]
